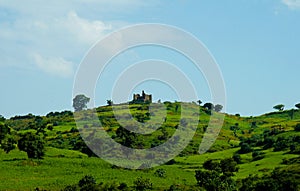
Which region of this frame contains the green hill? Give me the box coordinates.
[0,102,299,190]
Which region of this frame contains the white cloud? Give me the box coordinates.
[63,11,112,45]
[0,1,158,77]
[33,53,74,78]
[0,10,114,77]
[282,0,300,9]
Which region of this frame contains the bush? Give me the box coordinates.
[290,143,300,154]
[233,153,242,164]
[239,143,253,154]
[294,124,300,131]
[63,185,78,191]
[252,151,265,161]
[154,168,166,178]
[166,159,176,165]
[118,182,128,190]
[133,177,152,191]
[78,175,97,188]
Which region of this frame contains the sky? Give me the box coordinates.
[0,0,300,118]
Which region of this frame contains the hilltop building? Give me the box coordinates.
[132,90,152,103]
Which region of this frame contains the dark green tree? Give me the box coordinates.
[203,159,221,172]
[195,158,238,191]
[29,116,47,135]
[203,103,214,110]
[220,158,238,176]
[295,123,300,132]
[73,94,90,112]
[116,126,137,147]
[239,143,253,154]
[230,123,239,137]
[1,135,16,153]
[0,115,5,122]
[197,100,202,106]
[0,123,10,143]
[214,104,223,112]
[73,137,96,157]
[295,103,300,109]
[252,150,265,161]
[107,100,113,106]
[233,153,242,164]
[18,132,45,159]
[273,104,284,111]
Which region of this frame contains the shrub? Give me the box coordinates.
[252,151,265,161]
[63,185,78,191]
[294,124,300,131]
[154,168,166,178]
[233,153,242,164]
[239,143,253,154]
[78,175,97,188]
[166,159,176,165]
[133,177,152,191]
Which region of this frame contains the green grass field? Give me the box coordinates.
[1,103,300,190]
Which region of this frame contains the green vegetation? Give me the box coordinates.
[0,101,300,190]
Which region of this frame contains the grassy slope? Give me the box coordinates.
[1,103,300,190]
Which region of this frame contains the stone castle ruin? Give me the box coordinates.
[132,90,152,103]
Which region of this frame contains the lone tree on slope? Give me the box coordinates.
[214,104,223,112]
[73,94,90,112]
[273,104,285,111]
[18,132,45,159]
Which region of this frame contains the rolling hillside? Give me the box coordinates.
[0,102,299,190]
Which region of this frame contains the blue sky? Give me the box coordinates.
[0,0,300,118]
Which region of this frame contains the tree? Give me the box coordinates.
[0,123,10,143]
[195,158,238,191]
[214,104,223,112]
[273,104,284,111]
[203,159,221,172]
[116,126,137,147]
[233,153,242,164]
[73,137,96,157]
[1,135,16,153]
[29,116,48,135]
[106,100,113,106]
[220,158,238,176]
[203,103,214,110]
[197,100,202,106]
[295,103,300,109]
[73,94,90,112]
[252,150,265,161]
[294,124,300,132]
[230,123,239,137]
[239,143,253,154]
[18,132,45,159]
[0,123,16,154]
[0,115,5,122]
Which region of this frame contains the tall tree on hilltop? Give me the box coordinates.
[73,94,90,112]
[273,104,285,111]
